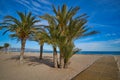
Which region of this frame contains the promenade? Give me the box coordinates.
[72,56,120,80]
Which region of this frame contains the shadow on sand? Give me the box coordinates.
[9,55,54,67]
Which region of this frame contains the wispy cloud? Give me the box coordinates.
[16,0,31,10]
[15,0,52,15]
[31,0,41,8]
[89,23,107,27]
[111,39,120,44]
[37,0,51,5]
[94,0,120,14]
[77,37,93,42]
[34,20,48,26]
[105,33,116,37]
[21,0,30,4]
[76,38,120,51]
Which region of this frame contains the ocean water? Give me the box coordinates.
[11,50,120,55]
[44,51,120,55]
[78,51,120,55]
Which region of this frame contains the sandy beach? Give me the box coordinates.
[0,52,116,80]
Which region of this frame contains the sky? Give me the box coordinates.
[0,0,120,51]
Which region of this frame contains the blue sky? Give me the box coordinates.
[0,0,120,51]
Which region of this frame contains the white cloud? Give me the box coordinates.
[90,23,107,27]
[75,38,120,51]
[32,7,40,12]
[40,20,48,25]
[111,39,120,44]
[16,0,32,10]
[105,33,111,37]
[15,0,51,15]
[31,0,41,8]
[38,0,51,5]
[105,33,117,37]
[77,37,93,42]
[21,0,30,4]
[34,20,48,26]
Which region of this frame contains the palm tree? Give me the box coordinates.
[32,32,45,60]
[50,4,80,68]
[1,11,40,63]
[0,46,4,49]
[40,14,59,68]
[4,43,10,54]
[39,43,44,59]
[51,4,98,68]
[0,46,4,54]
[0,46,2,49]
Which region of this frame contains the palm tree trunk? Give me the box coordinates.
[59,48,64,69]
[20,39,26,63]
[39,44,44,60]
[64,60,70,68]
[60,54,64,69]
[53,46,58,68]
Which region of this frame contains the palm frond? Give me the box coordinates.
[2,30,10,35]
[17,11,26,23]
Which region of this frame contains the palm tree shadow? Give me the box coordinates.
[10,55,54,67]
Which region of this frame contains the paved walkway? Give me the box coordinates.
[72,56,120,80]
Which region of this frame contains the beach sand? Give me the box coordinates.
[0,52,105,80]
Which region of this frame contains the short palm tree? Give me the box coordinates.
[1,11,40,63]
[0,46,4,54]
[0,46,4,50]
[4,43,10,54]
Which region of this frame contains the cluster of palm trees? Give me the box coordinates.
[0,4,98,68]
[0,43,10,54]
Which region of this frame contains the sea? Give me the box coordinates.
[10,50,120,55]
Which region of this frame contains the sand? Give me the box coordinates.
[114,56,120,71]
[0,52,103,80]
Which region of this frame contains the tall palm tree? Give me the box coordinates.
[51,4,98,68]
[51,4,80,68]
[32,32,45,60]
[4,43,10,54]
[39,43,44,59]
[40,4,98,68]
[40,14,59,68]
[1,11,40,63]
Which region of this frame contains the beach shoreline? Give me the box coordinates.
[0,52,118,80]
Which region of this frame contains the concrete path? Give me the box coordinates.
[72,56,120,80]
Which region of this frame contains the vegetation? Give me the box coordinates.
[4,43,10,54]
[39,14,59,68]
[0,4,98,68]
[0,43,10,54]
[0,46,4,50]
[40,4,98,68]
[31,32,45,60]
[1,12,40,63]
